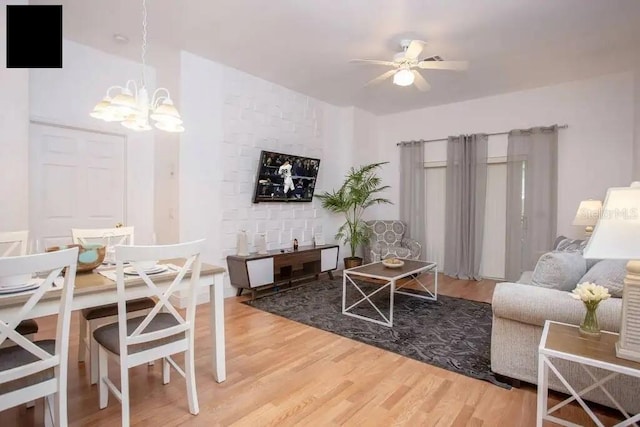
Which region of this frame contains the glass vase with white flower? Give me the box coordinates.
[571,282,611,338]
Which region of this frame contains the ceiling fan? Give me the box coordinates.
[351,40,469,91]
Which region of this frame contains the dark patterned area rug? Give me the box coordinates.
[244,277,509,388]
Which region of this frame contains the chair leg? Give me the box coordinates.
[44,395,54,427]
[55,384,67,427]
[120,361,130,427]
[185,348,199,415]
[162,357,170,385]
[98,346,109,409]
[90,330,99,385]
[78,315,87,363]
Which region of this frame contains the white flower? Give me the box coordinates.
[571,282,611,303]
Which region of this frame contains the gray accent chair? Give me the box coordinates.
[363,220,422,264]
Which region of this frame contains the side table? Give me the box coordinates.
[537,320,640,427]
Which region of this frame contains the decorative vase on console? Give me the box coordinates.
[255,233,267,255]
[571,282,611,338]
[236,230,249,256]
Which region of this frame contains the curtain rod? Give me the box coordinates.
[396,124,568,146]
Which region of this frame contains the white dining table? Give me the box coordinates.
[0,258,227,383]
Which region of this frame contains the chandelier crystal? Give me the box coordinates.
[90,0,184,133]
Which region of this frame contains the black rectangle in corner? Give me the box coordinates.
[6,5,63,68]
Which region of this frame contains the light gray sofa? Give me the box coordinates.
[492,253,640,414]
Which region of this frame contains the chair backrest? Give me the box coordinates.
[71,227,135,246]
[114,240,204,358]
[0,248,78,404]
[366,220,406,246]
[0,231,29,257]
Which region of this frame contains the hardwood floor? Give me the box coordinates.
[1,273,625,426]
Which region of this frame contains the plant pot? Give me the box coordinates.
[344,257,363,269]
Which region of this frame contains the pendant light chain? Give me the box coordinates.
[141,0,148,88]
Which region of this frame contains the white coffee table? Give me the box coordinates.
[342,259,437,327]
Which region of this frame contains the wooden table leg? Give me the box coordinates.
[210,273,226,383]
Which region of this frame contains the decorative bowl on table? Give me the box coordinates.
[382,258,405,268]
[46,244,106,273]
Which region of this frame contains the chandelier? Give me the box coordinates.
[90,0,184,132]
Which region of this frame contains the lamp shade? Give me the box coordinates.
[583,182,640,259]
[572,199,602,226]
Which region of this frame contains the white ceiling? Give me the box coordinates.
[34,0,640,114]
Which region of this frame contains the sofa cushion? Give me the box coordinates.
[517,271,533,285]
[578,259,627,298]
[531,251,587,291]
[492,282,622,331]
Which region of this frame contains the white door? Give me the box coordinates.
[29,123,126,249]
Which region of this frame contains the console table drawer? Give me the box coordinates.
[247,258,274,288]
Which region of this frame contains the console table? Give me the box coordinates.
[226,244,339,299]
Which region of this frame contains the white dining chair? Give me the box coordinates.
[0,247,78,426]
[0,230,29,257]
[94,240,204,427]
[0,230,39,351]
[70,227,155,385]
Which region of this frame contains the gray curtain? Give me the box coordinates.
[505,126,558,281]
[399,141,426,258]
[444,134,488,280]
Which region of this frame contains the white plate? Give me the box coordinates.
[0,280,41,295]
[123,265,169,276]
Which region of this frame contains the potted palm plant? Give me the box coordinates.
[316,162,391,268]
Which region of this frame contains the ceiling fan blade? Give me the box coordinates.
[418,60,469,71]
[365,69,397,86]
[350,59,397,66]
[413,71,431,92]
[405,40,425,59]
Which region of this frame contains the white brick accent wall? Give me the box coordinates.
[218,67,326,261]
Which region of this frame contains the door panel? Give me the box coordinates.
[29,124,126,249]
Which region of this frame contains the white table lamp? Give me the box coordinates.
[572,199,602,236]
[583,182,640,362]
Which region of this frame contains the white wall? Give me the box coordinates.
[634,65,640,180]
[377,71,635,237]
[178,51,224,281]
[153,48,181,244]
[179,51,350,297]
[29,40,156,243]
[0,1,29,231]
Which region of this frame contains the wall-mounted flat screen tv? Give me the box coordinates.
[253,150,320,203]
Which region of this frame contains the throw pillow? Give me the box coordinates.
[531,251,587,291]
[554,236,587,253]
[554,235,599,269]
[578,259,627,298]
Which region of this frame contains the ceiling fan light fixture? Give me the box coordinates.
[393,68,414,87]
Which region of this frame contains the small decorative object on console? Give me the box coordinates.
[293,239,299,251]
[382,257,405,269]
[571,282,611,338]
[255,233,267,255]
[236,229,249,256]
